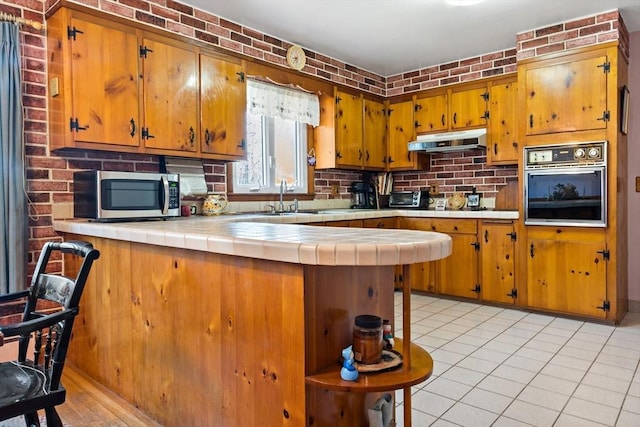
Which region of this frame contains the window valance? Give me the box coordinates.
[247,79,320,127]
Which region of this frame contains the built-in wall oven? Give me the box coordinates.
[524,141,606,227]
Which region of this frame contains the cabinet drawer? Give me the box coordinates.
[399,218,477,234]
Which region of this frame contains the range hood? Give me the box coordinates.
[408,128,487,153]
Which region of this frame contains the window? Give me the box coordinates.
[231,79,319,195]
[233,112,308,194]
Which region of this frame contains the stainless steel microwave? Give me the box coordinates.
[74,171,180,221]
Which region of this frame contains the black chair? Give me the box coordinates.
[0,240,100,427]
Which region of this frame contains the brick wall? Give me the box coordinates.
[386,48,518,96]
[516,10,630,62]
[0,0,628,287]
[392,152,518,199]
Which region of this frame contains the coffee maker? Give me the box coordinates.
[350,181,376,209]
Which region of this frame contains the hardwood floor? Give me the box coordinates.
[0,364,162,427]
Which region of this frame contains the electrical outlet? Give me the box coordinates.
[429,184,439,194]
[330,184,340,198]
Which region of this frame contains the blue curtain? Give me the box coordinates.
[0,23,28,294]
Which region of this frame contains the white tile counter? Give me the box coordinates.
[53,209,516,266]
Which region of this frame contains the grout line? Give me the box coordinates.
[393,293,640,427]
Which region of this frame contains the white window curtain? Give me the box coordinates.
[247,79,320,127]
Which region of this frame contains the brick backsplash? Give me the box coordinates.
[0,0,628,282]
[391,152,518,199]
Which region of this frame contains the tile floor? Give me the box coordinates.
[392,293,640,427]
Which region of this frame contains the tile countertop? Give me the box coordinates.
[52,209,516,266]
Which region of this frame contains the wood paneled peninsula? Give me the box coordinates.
[53,213,459,427]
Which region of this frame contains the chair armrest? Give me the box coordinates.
[0,289,29,304]
[0,308,78,343]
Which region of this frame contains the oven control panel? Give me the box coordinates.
[525,141,606,167]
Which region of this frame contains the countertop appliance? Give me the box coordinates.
[74,170,180,221]
[388,190,431,209]
[524,141,606,227]
[350,181,376,209]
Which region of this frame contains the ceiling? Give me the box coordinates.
[181,0,640,76]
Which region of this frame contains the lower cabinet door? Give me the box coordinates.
[527,238,607,318]
[437,233,480,299]
[481,222,516,304]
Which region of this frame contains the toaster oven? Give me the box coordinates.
[388,191,431,208]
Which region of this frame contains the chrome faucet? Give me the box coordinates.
[279,178,286,213]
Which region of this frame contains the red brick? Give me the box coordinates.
[580,23,612,37]
[565,16,595,30]
[102,1,135,19]
[536,42,565,55]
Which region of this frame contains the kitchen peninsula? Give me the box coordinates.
[53,214,452,427]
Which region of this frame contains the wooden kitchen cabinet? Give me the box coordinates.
[387,100,428,171]
[526,228,608,318]
[480,221,517,304]
[363,217,397,229]
[363,98,388,169]
[521,50,609,136]
[335,90,364,168]
[487,76,519,164]
[450,84,489,130]
[140,36,198,153]
[200,53,246,159]
[47,10,141,150]
[399,218,479,298]
[414,92,448,134]
[413,82,488,135]
[316,90,386,170]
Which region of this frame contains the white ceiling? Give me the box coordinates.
[181,0,640,76]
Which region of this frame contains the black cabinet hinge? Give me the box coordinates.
[69,118,86,132]
[481,92,489,101]
[141,127,155,140]
[335,96,341,104]
[139,45,153,58]
[481,111,490,120]
[597,111,611,122]
[67,26,84,40]
[597,61,611,73]
[471,241,480,251]
[236,71,245,82]
[597,249,610,261]
[506,288,518,299]
[237,139,246,149]
[507,231,517,241]
[471,284,481,294]
[596,300,610,312]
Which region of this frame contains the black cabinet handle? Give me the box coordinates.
[453,112,457,125]
[441,114,445,126]
[189,127,195,145]
[530,243,535,258]
[529,114,534,128]
[484,230,489,243]
[129,118,136,137]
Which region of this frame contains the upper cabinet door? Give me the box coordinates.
[488,79,518,165]
[141,38,198,152]
[387,100,416,170]
[414,93,448,134]
[363,99,387,170]
[335,90,364,168]
[450,87,489,129]
[200,54,246,159]
[524,54,608,135]
[69,17,140,146]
